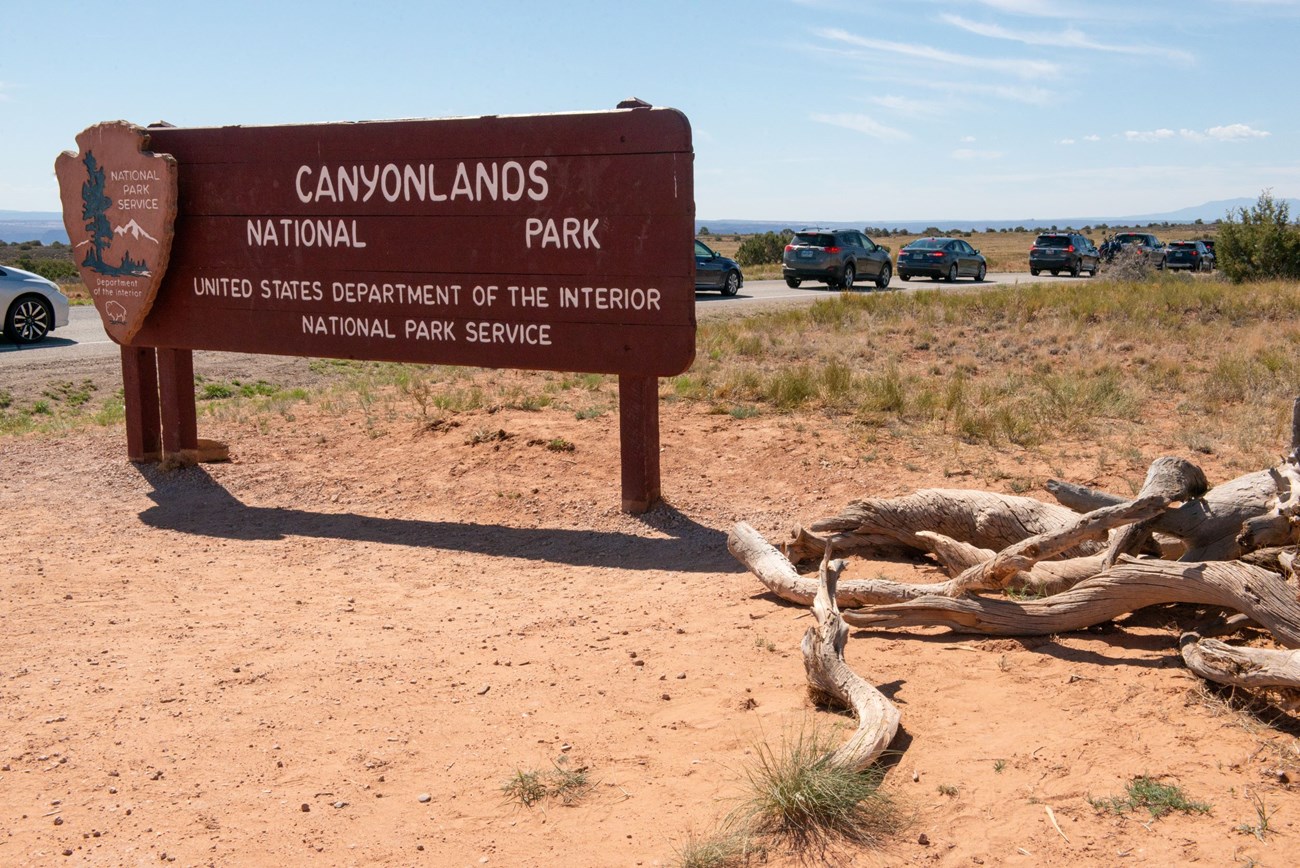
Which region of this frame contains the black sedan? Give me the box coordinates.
[898,237,987,282]
[694,240,743,295]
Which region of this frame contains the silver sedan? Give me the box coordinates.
[1,264,71,343]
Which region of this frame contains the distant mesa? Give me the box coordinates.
[113,219,159,244]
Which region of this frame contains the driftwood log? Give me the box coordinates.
[731,398,1300,708]
[802,551,901,771]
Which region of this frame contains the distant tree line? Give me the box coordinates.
[0,240,80,282]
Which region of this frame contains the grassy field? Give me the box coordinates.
[701,224,1222,278]
[6,269,1298,482]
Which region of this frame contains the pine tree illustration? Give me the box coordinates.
[80,151,113,272]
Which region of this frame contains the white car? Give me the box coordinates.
[1,264,71,343]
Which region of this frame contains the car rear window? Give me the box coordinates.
[1170,242,1196,249]
[1035,236,1071,247]
[907,239,946,250]
[1115,234,1148,244]
[792,233,834,247]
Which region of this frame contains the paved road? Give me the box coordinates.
[0,270,1086,373]
[698,271,1082,311]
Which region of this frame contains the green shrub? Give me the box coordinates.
[1216,190,1300,282]
[735,231,793,267]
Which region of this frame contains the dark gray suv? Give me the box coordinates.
[1029,232,1099,277]
[782,229,892,290]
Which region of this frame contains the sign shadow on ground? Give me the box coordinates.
[134,464,736,573]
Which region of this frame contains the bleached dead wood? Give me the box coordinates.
[1047,470,1284,561]
[918,531,1104,596]
[1180,632,1300,689]
[940,475,1197,596]
[804,489,1105,560]
[802,550,901,772]
[841,558,1300,649]
[730,522,952,606]
[738,405,1300,696]
[1101,457,1207,568]
[731,522,1107,607]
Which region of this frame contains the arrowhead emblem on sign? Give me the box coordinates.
[55,121,177,344]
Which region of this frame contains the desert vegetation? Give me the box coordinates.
[8,273,1300,469]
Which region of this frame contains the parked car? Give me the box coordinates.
[897,237,987,282]
[1110,232,1166,268]
[1,264,70,344]
[1165,240,1215,272]
[782,228,892,289]
[694,240,743,296]
[1029,232,1099,277]
[1200,239,1217,259]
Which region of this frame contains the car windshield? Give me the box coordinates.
[792,233,834,247]
[1035,236,1071,247]
[907,239,947,250]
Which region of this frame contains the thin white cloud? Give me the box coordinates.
[1208,123,1271,140]
[904,77,1055,105]
[1125,129,1177,142]
[869,94,943,117]
[970,0,1077,16]
[1059,138,1076,145]
[811,112,912,141]
[952,148,1004,160]
[1084,134,1100,142]
[816,27,1059,79]
[1125,124,1271,142]
[940,13,1193,63]
[960,135,977,143]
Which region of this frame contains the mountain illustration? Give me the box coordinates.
[114,219,159,244]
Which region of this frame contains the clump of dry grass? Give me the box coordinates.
[669,719,904,866]
[501,756,594,809]
[678,276,1300,461]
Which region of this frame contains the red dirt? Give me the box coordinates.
[2,396,1297,866]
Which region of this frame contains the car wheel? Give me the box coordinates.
[875,263,891,289]
[1030,268,1040,276]
[900,274,911,282]
[4,295,53,344]
[976,263,986,282]
[1070,261,1081,278]
[840,263,855,289]
[1051,270,1059,276]
[785,277,801,288]
[721,271,740,296]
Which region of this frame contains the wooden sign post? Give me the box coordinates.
[57,106,695,512]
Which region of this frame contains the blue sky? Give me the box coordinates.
[3,0,1297,221]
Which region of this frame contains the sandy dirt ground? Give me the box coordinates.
[2,392,1298,867]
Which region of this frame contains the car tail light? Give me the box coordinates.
[824,246,840,253]
[784,244,795,252]
[1067,245,1075,252]
[929,251,945,258]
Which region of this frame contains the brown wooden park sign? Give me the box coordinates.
[56,105,695,512]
